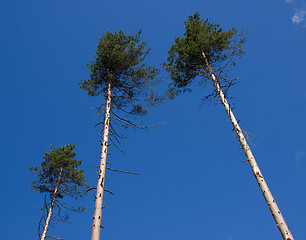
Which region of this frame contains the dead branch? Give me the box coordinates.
[111,116,164,129]
[86,187,97,193]
[95,121,104,128]
[111,99,132,115]
[106,167,140,175]
[84,103,106,114]
[108,137,125,154]
[46,235,66,240]
[104,189,115,195]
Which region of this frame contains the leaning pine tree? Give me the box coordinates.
[163,12,294,240]
[80,30,160,240]
[30,144,88,240]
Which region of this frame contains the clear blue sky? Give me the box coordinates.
[1,0,306,239]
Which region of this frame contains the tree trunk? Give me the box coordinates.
[201,52,294,240]
[40,167,63,240]
[91,80,112,240]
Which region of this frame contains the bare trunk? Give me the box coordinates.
[91,81,112,240]
[40,167,63,240]
[202,52,294,240]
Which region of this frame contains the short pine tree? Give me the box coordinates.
[30,144,89,240]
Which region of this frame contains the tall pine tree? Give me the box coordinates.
[80,30,160,240]
[164,12,294,240]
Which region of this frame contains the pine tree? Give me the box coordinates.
[80,30,160,240]
[30,144,88,240]
[163,12,294,240]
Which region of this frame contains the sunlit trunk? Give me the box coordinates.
[202,52,294,240]
[91,80,112,240]
[40,167,63,240]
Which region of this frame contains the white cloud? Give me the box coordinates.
[292,9,306,24]
[286,0,294,3]
[295,150,305,169]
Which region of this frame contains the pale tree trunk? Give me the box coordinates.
[40,167,63,240]
[202,52,294,240]
[91,80,112,240]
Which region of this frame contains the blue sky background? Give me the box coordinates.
[1,0,306,239]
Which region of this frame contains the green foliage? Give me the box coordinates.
[163,12,246,93]
[80,30,160,116]
[30,144,89,199]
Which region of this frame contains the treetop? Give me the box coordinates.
[163,12,246,93]
[80,30,160,116]
[30,144,89,199]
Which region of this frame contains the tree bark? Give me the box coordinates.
[91,80,112,240]
[201,52,294,240]
[40,167,63,240]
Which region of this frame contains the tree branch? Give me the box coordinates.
[111,115,164,129]
[106,167,140,175]
[104,189,115,195]
[46,235,66,240]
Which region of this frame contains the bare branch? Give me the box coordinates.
[86,187,97,193]
[106,167,140,175]
[83,103,106,114]
[108,137,125,154]
[111,99,132,114]
[111,116,164,129]
[95,121,104,128]
[104,189,115,195]
[46,235,66,240]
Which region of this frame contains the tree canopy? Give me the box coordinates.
[80,30,160,116]
[30,144,88,199]
[163,12,246,94]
